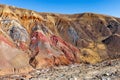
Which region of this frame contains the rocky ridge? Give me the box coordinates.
[0,4,120,75]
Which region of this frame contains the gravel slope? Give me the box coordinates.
[0,58,119,80]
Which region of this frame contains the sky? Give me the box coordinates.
[0,0,120,17]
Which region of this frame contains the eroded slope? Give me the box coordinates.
[0,4,120,75]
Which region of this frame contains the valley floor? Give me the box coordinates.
[0,58,120,80]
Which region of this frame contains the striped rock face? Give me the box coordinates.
[0,4,120,75]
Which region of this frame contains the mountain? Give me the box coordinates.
[0,4,120,75]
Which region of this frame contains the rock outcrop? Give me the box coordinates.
[0,4,120,75]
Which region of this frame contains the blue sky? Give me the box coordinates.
[0,0,120,17]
